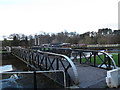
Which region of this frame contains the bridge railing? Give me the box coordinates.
[11,47,79,87]
[1,70,66,88]
[70,49,117,69]
[31,47,117,70]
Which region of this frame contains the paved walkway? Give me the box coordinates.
[10,52,108,88]
[68,64,107,88]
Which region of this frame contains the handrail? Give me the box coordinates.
[11,47,79,85]
[100,51,117,69]
[1,70,66,88]
[71,49,117,69]
[37,50,79,85]
[31,47,118,69]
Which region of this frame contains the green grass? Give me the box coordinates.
[111,53,119,66]
[0,51,8,53]
[77,54,105,65]
[77,53,119,66]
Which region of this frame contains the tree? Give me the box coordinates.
[25,36,28,47]
[12,36,20,46]
[98,28,112,35]
[28,35,34,46]
[113,30,120,35]
[97,36,107,44]
[2,38,11,47]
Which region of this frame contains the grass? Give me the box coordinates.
[0,51,8,53]
[111,53,119,66]
[77,53,119,66]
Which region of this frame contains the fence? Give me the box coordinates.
[31,47,117,70]
[1,70,66,89]
[11,47,79,87]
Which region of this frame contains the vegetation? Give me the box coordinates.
[2,28,120,47]
[2,34,34,47]
[0,50,8,53]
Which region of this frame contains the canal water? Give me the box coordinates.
[1,54,63,89]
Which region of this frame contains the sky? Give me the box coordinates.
[0,0,119,40]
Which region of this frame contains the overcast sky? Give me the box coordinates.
[0,0,119,40]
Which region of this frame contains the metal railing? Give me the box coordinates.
[70,49,117,69]
[31,47,117,70]
[11,47,79,87]
[1,70,66,88]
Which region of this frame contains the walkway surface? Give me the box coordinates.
[47,59,107,88]
[68,64,107,88]
[10,51,108,88]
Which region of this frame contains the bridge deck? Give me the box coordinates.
[68,64,107,88]
[13,53,108,88]
[11,48,111,88]
[40,58,107,88]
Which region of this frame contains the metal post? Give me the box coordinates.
[1,70,66,88]
[32,53,34,66]
[90,53,91,63]
[56,57,59,70]
[45,57,47,70]
[37,55,40,68]
[80,52,82,64]
[104,54,106,65]
[34,71,37,90]
[108,57,111,69]
[27,52,29,68]
[68,50,71,58]
[94,53,96,67]
[118,53,120,67]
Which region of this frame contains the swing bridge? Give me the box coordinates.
[4,46,118,88]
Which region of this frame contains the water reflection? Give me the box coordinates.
[2,74,19,89]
